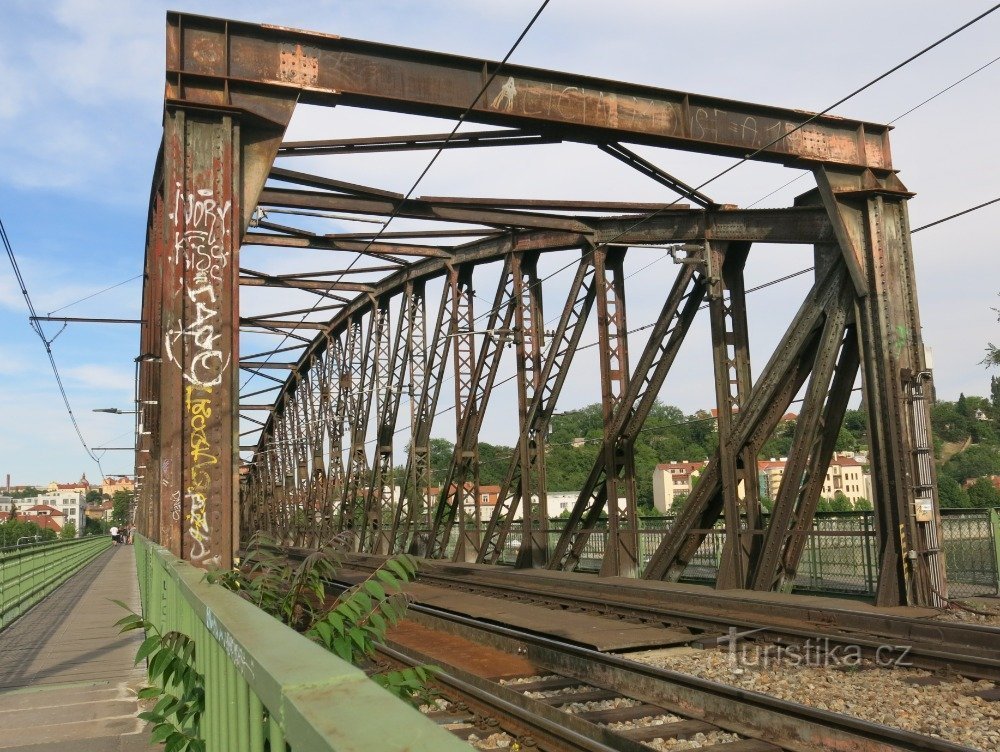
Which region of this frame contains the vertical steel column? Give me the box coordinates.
[707,242,757,589]
[366,291,410,554]
[592,246,637,577]
[431,259,516,560]
[158,109,244,568]
[449,266,478,560]
[342,310,378,545]
[816,167,946,606]
[392,276,452,554]
[479,252,597,565]
[510,253,548,567]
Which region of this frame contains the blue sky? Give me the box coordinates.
[1,1,998,485]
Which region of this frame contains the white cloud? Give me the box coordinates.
[63,363,134,392]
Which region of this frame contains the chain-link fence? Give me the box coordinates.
[416,506,1000,599]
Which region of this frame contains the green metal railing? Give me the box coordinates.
[135,536,469,752]
[0,535,112,630]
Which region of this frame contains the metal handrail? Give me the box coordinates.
[135,536,469,752]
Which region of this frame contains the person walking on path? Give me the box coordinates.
[110,525,119,545]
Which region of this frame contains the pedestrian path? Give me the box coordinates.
[0,545,156,751]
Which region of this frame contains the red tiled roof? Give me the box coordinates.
[25,504,66,516]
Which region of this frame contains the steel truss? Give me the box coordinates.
[137,12,946,607]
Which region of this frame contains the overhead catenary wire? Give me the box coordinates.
[47,273,143,316]
[245,5,1000,461]
[240,0,553,392]
[468,3,1000,327]
[0,214,108,481]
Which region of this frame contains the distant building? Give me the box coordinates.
[962,475,1000,491]
[47,473,91,494]
[101,476,134,497]
[653,452,872,513]
[652,461,707,512]
[760,452,870,506]
[427,484,503,520]
[0,504,67,533]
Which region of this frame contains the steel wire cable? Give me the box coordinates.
[0,214,108,480]
[240,0,553,391]
[246,5,1000,462]
[467,3,1000,327]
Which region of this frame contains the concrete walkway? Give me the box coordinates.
[0,545,156,751]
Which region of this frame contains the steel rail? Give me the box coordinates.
[388,599,979,752]
[338,553,1000,680]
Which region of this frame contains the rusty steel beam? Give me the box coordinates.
[167,13,893,172]
[278,129,560,157]
[479,252,597,565]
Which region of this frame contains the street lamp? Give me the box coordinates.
[92,408,137,415]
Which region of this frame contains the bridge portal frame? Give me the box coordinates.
[136,12,946,607]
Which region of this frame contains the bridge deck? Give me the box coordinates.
[0,546,155,751]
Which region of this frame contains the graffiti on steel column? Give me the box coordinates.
[185,384,220,566]
[164,185,233,388]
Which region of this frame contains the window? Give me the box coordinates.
[560,502,568,509]
[481,494,490,504]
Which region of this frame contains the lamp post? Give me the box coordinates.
[92,408,138,415]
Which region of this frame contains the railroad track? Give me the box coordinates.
[337,553,1000,681]
[376,598,980,752]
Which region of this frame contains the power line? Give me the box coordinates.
[0,214,108,481]
[241,0,553,391]
[471,4,1000,328]
[246,6,999,458]
[47,273,142,316]
[911,196,1000,233]
[746,50,1000,210]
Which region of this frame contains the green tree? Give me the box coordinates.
[85,489,104,506]
[828,492,853,512]
[60,522,77,539]
[967,477,1000,508]
[937,475,971,509]
[941,444,1000,484]
[111,490,132,528]
[84,517,109,535]
[854,497,873,511]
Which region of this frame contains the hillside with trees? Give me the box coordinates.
[931,379,1000,508]
[418,378,1000,513]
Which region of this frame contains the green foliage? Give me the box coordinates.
[0,519,57,546]
[60,522,77,540]
[8,487,41,499]
[211,535,435,706]
[85,517,109,535]
[938,475,971,509]
[853,497,873,511]
[111,490,132,528]
[941,443,1000,484]
[816,492,853,512]
[967,477,1000,508]
[114,603,204,752]
[85,489,104,505]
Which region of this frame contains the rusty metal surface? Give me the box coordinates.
[165,13,893,171]
[139,13,944,609]
[397,581,694,651]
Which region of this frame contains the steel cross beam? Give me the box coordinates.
[142,13,944,607]
[167,12,893,172]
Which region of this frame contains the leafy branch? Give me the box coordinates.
[114,602,205,752]
[210,535,436,704]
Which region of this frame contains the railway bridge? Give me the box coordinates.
[135,12,946,609]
